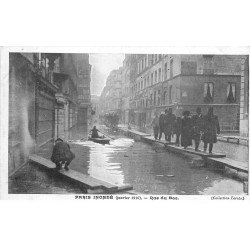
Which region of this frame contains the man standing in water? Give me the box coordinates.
[51,138,75,171]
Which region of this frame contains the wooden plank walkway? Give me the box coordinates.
[207,157,248,173]
[142,136,226,158]
[29,154,133,192]
[165,144,226,158]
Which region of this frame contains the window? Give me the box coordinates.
[164,62,168,79]
[227,83,236,103]
[163,91,167,104]
[154,91,157,105]
[147,76,149,86]
[204,83,214,103]
[158,90,161,106]
[144,78,146,88]
[151,73,154,85]
[158,68,162,82]
[137,62,140,74]
[169,85,173,103]
[170,59,173,78]
[154,71,158,83]
[150,94,153,105]
[142,59,144,70]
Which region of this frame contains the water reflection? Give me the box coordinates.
[72,138,134,185]
[67,128,245,195]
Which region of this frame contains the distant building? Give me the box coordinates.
[99,67,123,116]
[91,95,100,124]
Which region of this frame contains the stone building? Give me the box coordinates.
[120,55,133,124]
[130,54,242,132]
[99,67,123,116]
[240,55,249,137]
[8,53,91,175]
[90,94,100,125]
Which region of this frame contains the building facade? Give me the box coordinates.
[9,53,91,175]
[99,67,123,117]
[240,55,249,137]
[130,54,242,132]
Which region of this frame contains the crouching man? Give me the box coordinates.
[51,138,75,171]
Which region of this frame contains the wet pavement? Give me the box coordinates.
[9,125,247,195]
[40,125,247,195]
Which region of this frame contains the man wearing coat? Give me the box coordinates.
[191,107,204,151]
[202,107,220,154]
[158,112,165,140]
[51,138,75,170]
[164,108,176,142]
[151,114,160,140]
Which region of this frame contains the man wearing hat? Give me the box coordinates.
[191,107,204,151]
[51,138,75,170]
[164,108,176,142]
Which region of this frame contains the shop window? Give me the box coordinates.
[204,83,214,103]
[227,83,236,103]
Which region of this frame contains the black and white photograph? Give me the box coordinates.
[5,51,249,196]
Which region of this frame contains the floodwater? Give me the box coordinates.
[65,126,246,195]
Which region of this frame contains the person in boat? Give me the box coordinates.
[181,111,193,149]
[90,126,101,138]
[191,107,204,151]
[51,138,75,171]
[202,107,220,154]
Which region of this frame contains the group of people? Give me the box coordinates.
[151,107,220,154]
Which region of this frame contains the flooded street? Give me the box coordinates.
[62,126,245,195]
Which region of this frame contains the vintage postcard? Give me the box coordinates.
[0,47,249,199]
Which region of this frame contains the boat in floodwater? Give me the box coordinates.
[88,136,110,144]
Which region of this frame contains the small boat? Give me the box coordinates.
[88,136,110,144]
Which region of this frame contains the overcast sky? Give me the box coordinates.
[89,53,125,96]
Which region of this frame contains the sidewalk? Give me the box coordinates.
[217,134,248,146]
[119,124,249,163]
